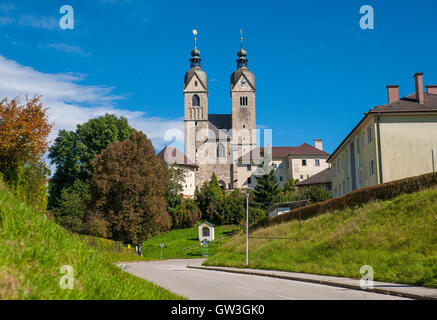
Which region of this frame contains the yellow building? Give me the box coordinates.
[328,73,437,198]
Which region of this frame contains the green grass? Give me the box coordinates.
[205,187,437,288]
[141,224,238,260]
[0,182,184,299]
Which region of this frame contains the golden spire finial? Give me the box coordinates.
[240,28,243,48]
[193,29,198,48]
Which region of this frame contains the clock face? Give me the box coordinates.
[239,78,248,88]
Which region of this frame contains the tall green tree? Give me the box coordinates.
[253,169,280,210]
[86,131,171,244]
[218,189,245,225]
[195,173,223,221]
[53,180,91,233]
[48,114,133,209]
[164,164,186,216]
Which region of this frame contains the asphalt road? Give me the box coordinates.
[118,259,409,300]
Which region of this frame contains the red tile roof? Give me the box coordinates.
[238,143,330,162]
[157,146,198,168]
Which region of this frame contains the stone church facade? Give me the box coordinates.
[183,37,257,191]
[159,35,331,196]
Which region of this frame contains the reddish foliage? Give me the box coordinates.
[0,96,52,167]
[88,131,172,244]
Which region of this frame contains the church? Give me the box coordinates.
[159,32,331,197]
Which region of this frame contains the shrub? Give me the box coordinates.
[251,171,437,231]
[53,180,90,233]
[171,199,202,229]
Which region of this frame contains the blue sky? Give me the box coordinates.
[1,0,437,154]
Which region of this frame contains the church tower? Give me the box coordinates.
[231,31,256,161]
[184,30,208,162]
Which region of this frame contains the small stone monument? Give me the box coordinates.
[198,221,215,242]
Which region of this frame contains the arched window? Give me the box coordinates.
[202,227,210,237]
[217,143,225,158]
[192,94,200,106]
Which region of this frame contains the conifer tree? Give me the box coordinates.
[253,169,280,209]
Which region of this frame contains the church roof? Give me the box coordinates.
[157,146,198,168]
[184,66,208,91]
[208,114,232,139]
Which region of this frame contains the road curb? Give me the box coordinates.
[187,265,437,300]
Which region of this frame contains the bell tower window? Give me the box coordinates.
[240,96,248,106]
[192,94,200,106]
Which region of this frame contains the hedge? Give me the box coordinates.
[250,171,437,232]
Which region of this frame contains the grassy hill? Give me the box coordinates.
[205,187,437,288]
[141,224,237,260]
[0,181,183,299]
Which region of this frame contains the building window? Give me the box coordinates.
[367,126,373,143]
[217,143,225,158]
[315,159,320,167]
[341,155,344,170]
[364,164,368,180]
[279,176,283,181]
[300,175,304,180]
[194,81,198,87]
[334,189,337,198]
[273,163,277,169]
[302,159,307,166]
[342,181,346,194]
[247,164,251,171]
[192,94,200,106]
[370,159,375,176]
[240,96,248,106]
[358,168,362,185]
[247,177,252,184]
[333,164,337,176]
[338,184,342,195]
[279,163,284,169]
[362,133,365,149]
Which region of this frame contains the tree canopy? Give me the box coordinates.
[48,113,133,208]
[0,96,52,210]
[86,131,171,244]
[253,169,280,209]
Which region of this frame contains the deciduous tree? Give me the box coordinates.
[87,131,171,244]
[0,96,52,210]
[48,114,133,209]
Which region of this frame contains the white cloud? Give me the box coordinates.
[43,43,90,57]
[0,55,184,153]
[0,16,13,25]
[18,14,58,30]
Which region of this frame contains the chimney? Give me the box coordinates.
[414,73,424,104]
[426,85,437,95]
[314,139,323,151]
[386,85,399,104]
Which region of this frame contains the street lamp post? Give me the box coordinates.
[246,189,249,266]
